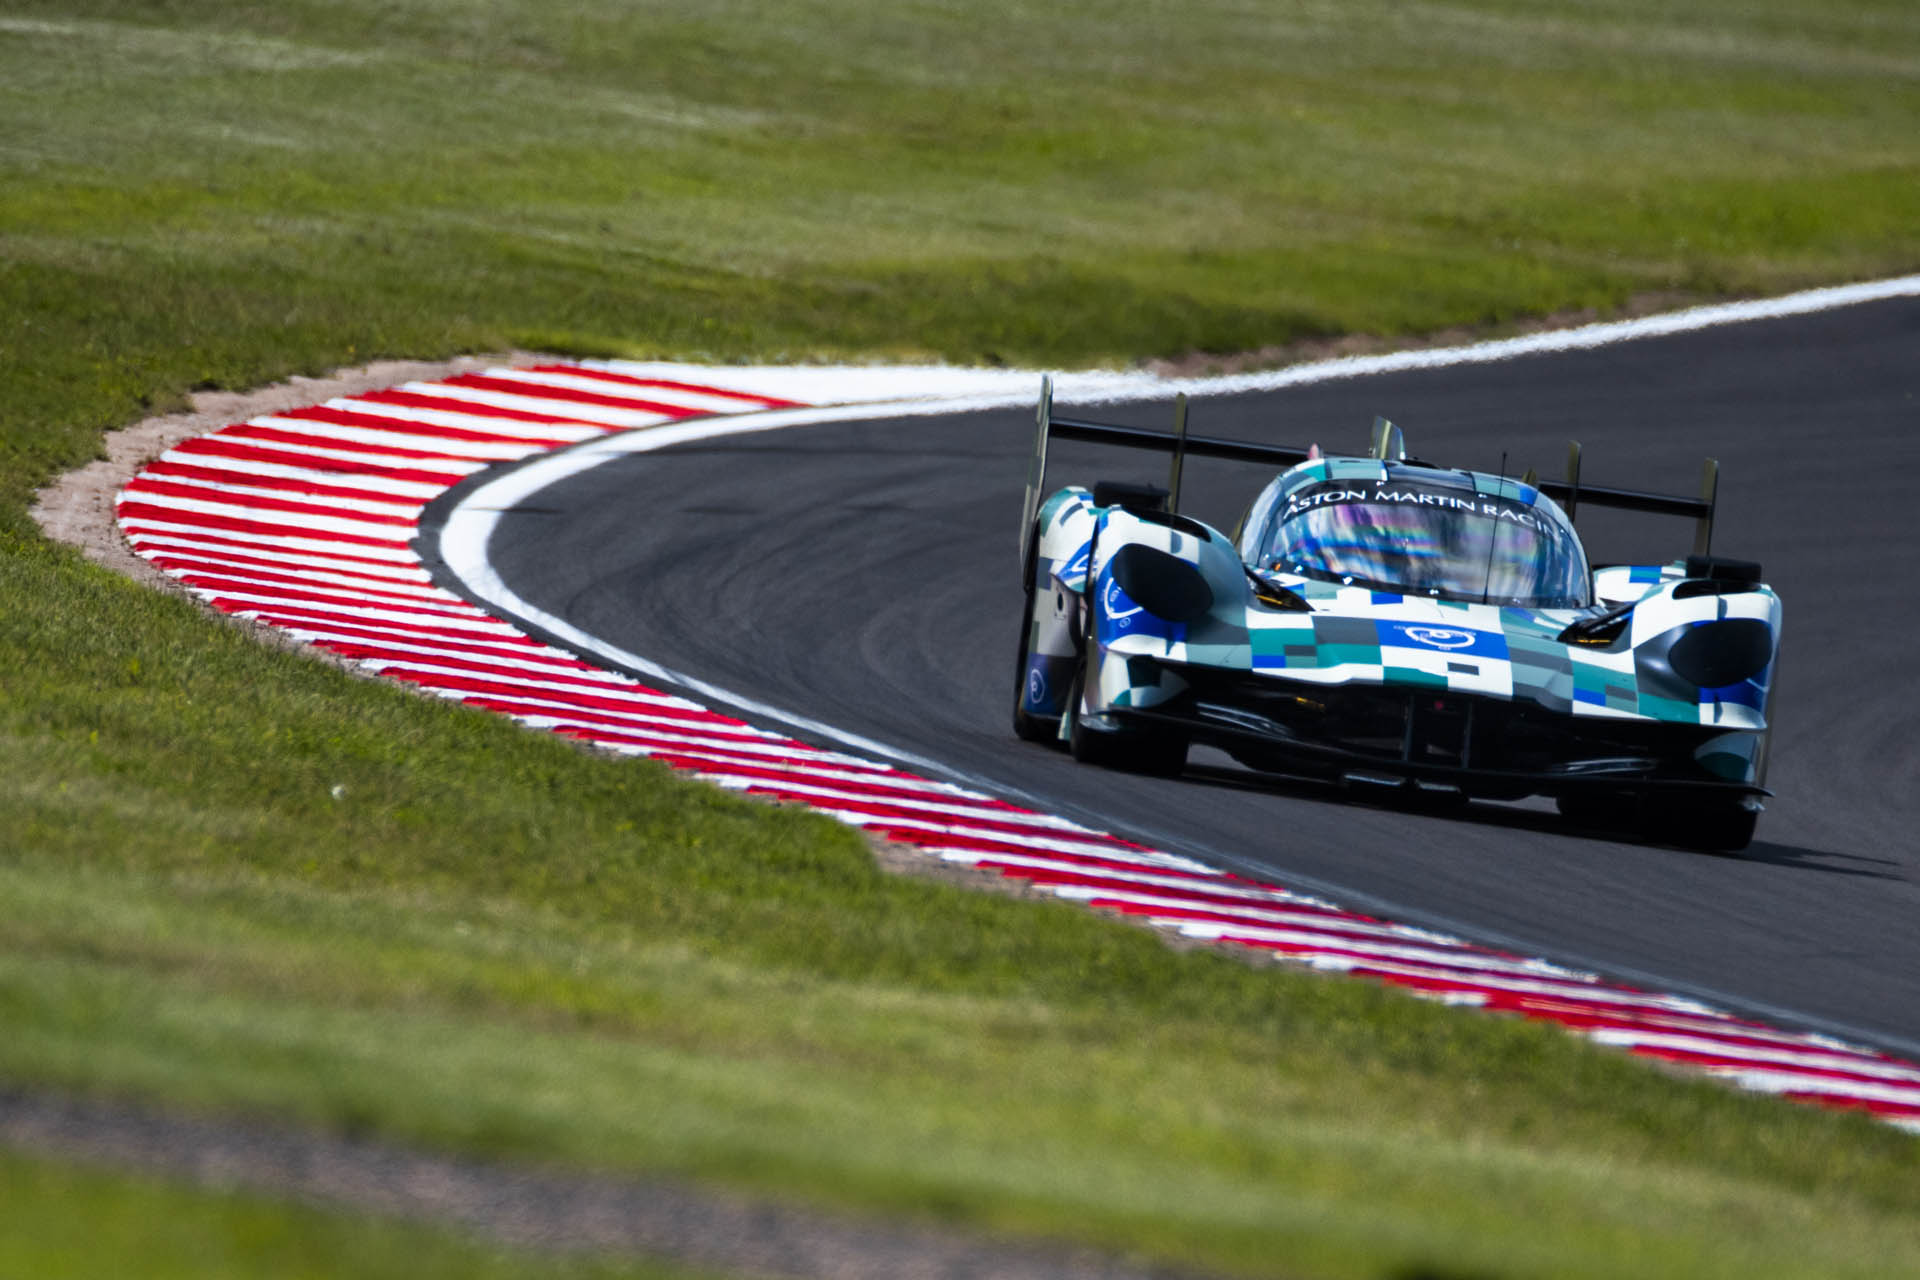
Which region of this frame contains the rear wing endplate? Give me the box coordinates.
[1020,377,1720,567]
[1536,442,1719,556]
[1019,376,1315,566]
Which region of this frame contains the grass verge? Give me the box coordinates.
[0,1144,697,1280]
[3,2,1920,1276]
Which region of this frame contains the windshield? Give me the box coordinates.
[1262,482,1588,608]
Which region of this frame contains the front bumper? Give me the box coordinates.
[1108,660,1767,803]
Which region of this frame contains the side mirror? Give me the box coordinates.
[1092,479,1170,511]
[1683,555,1762,586]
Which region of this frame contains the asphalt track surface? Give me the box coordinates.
[487,297,1920,1055]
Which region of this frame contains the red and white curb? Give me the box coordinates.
[117,355,1920,1135]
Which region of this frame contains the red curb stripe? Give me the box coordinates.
[170,435,473,487]
[523,365,806,409]
[847,824,1226,874]
[724,784,1143,849]
[1619,1042,1920,1091]
[279,403,599,448]
[973,859,1374,918]
[141,458,439,507]
[1783,1092,1920,1122]
[279,619,612,668]
[123,476,420,528]
[439,372,713,419]
[143,549,436,594]
[354,648,674,693]
[242,605,540,648]
[448,694,782,732]
[127,529,420,574]
[351,386,627,425]
[635,746,961,784]
[292,630,622,679]
[1200,929,1579,984]
[674,756,1125,829]
[527,723,890,767]
[549,726,836,763]
[117,502,412,550]
[377,667,758,730]
[626,741,1003,791]
[190,578,492,624]
[1473,992,1855,1054]
[1082,895,1511,955]
[157,562,453,611]
[1232,950,1696,1017]
[222,422,519,465]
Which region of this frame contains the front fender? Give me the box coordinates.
[1017,487,1097,721]
[1081,507,1248,717]
[1623,581,1783,734]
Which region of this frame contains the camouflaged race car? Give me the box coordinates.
[1013,379,1780,852]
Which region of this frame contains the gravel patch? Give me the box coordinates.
[0,1089,1203,1279]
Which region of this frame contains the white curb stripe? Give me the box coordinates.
[388,381,675,430]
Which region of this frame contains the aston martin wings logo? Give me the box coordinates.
[1103,577,1143,624]
[1399,626,1478,650]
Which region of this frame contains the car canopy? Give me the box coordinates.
[1255,465,1590,608]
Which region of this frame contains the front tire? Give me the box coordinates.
[1554,791,1622,833]
[1012,583,1061,744]
[1066,667,1187,776]
[1649,796,1760,853]
[1557,790,1758,852]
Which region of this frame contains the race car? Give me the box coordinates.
[1013,378,1780,852]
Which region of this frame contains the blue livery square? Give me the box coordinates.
[1374,620,1508,660]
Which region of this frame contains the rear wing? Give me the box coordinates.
[1019,376,1720,568]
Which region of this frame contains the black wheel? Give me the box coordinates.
[1559,791,1758,852]
[1012,583,1061,744]
[1555,791,1623,833]
[1649,797,1760,853]
[1066,666,1188,776]
[1402,785,1471,815]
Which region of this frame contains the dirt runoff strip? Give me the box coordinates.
[0,1089,1201,1280]
[26,358,1210,1280]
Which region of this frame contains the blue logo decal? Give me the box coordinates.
[1103,576,1143,630]
[1095,569,1184,645]
[1377,621,1508,659]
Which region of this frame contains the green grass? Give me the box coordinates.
[0,1145,704,1280]
[4,2,1920,1276]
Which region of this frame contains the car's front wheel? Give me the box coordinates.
[1557,790,1758,853]
[1012,582,1063,744]
[1065,666,1187,776]
[1649,795,1760,853]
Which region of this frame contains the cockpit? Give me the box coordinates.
[1259,479,1590,608]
